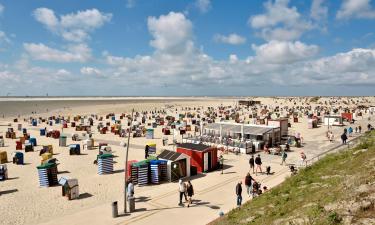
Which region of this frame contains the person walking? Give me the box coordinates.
[281,150,287,165]
[186,181,194,207]
[359,125,362,133]
[255,154,262,176]
[219,155,224,174]
[348,127,353,137]
[178,179,187,206]
[236,181,242,207]
[244,173,255,197]
[249,155,255,174]
[328,131,334,142]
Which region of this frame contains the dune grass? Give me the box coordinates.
[212,131,375,225]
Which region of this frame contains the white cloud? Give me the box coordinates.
[0,3,4,15]
[252,41,319,64]
[195,0,211,13]
[214,33,246,45]
[80,66,101,75]
[337,0,375,19]
[33,8,112,42]
[8,10,375,95]
[23,43,91,63]
[311,0,328,21]
[148,12,194,55]
[34,8,59,30]
[249,0,312,41]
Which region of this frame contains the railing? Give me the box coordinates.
[305,134,364,166]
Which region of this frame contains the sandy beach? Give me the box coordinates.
[0,96,374,225]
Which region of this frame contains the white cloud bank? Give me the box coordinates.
[23,43,91,63]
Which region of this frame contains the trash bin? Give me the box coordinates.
[112,201,118,218]
[128,197,135,213]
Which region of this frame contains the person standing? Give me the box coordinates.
[249,155,255,174]
[236,181,243,207]
[359,125,362,133]
[127,179,134,198]
[255,154,262,176]
[145,145,149,159]
[244,173,255,197]
[341,132,347,144]
[178,179,187,206]
[281,150,287,165]
[186,181,194,207]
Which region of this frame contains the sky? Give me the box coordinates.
[0,0,375,96]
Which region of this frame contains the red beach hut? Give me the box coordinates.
[176,143,218,175]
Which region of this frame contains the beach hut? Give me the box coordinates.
[41,153,53,164]
[308,119,318,129]
[176,143,218,174]
[150,160,168,184]
[29,137,37,146]
[16,141,22,150]
[59,177,79,200]
[40,128,46,136]
[0,151,8,163]
[97,154,113,175]
[84,138,94,150]
[12,152,24,165]
[25,143,34,152]
[157,150,190,182]
[59,135,67,147]
[0,164,8,181]
[6,128,16,139]
[146,129,154,139]
[37,163,58,187]
[130,161,149,186]
[69,144,81,155]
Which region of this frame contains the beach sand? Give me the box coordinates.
[0,96,374,225]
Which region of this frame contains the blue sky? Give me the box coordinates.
[0,0,375,96]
